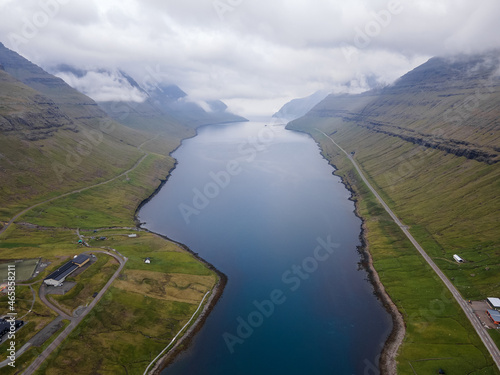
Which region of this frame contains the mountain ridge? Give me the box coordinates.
[290,52,500,164]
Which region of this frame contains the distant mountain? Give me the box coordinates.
[52,66,247,131]
[273,90,330,121]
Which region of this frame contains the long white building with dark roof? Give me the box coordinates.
[43,254,90,286]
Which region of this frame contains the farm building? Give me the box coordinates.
[487,309,500,325]
[487,297,500,310]
[44,254,90,287]
[128,234,137,238]
[453,254,464,263]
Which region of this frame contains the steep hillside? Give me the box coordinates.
[0,68,72,140]
[289,50,500,293]
[289,90,380,129]
[356,53,500,163]
[0,43,151,222]
[288,51,500,373]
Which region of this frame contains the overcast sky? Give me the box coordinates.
[1,0,499,117]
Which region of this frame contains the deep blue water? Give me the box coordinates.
[139,121,391,375]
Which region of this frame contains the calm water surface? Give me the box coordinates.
[139,121,391,374]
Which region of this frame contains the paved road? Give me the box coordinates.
[21,250,128,375]
[39,284,72,320]
[317,129,500,370]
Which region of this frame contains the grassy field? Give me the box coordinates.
[19,152,174,229]
[0,137,217,374]
[0,225,218,374]
[0,283,58,363]
[34,230,217,375]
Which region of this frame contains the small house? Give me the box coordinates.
[128,234,137,238]
[453,254,464,263]
[144,257,151,264]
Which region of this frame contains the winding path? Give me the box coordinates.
[0,132,160,237]
[317,129,500,370]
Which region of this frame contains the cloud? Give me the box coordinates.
[0,0,499,116]
[54,69,148,102]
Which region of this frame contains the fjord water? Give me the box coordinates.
[139,121,391,374]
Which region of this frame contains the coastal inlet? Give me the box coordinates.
[139,121,392,375]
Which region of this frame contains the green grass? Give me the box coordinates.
[36,287,200,375]
[0,319,70,375]
[30,229,217,374]
[20,153,173,228]
[0,227,217,374]
[0,285,58,362]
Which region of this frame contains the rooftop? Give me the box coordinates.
[487,309,500,322]
[73,254,90,265]
[44,253,90,282]
[487,297,500,307]
[45,262,78,282]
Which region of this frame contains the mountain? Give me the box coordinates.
[291,52,500,164]
[0,43,223,375]
[52,66,247,132]
[273,90,330,121]
[288,51,500,371]
[0,42,150,220]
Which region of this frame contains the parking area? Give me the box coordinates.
[471,300,498,329]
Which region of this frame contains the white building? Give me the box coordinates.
[487,297,500,310]
[453,254,464,263]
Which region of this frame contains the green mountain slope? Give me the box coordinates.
[0,43,152,223]
[0,44,222,375]
[288,51,500,373]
